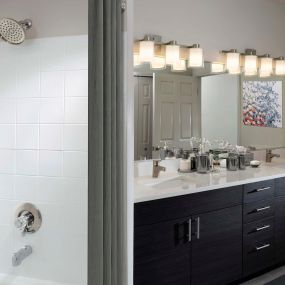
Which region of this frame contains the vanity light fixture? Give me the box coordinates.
[275,57,285,76]
[138,36,155,63]
[133,54,141,66]
[211,62,224,73]
[188,44,204,68]
[165,41,180,65]
[151,56,166,70]
[259,54,273,77]
[222,49,241,74]
[172,59,187,71]
[243,49,258,76]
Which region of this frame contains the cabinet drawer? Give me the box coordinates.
[244,217,274,241]
[243,237,275,277]
[243,199,275,223]
[244,180,274,203]
[135,186,242,226]
[275,177,285,197]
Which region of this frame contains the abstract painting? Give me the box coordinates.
[243,81,282,128]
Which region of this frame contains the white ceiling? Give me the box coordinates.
[0,0,88,39]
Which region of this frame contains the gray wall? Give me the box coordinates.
[134,0,285,61]
[0,0,88,39]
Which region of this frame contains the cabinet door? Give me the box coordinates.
[191,206,242,285]
[275,195,285,263]
[134,218,191,285]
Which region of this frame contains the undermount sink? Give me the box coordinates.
[151,176,192,189]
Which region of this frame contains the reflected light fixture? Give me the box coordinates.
[172,59,186,71]
[223,49,241,74]
[165,41,180,65]
[139,36,155,63]
[259,54,273,77]
[188,44,204,68]
[133,54,141,66]
[244,49,258,76]
[275,57,285,76]
[211,62,224,73]
[151,56,166,70]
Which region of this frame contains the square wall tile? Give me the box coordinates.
[0,150,16,174]
[40,37,66,71]
[40,124,62,150]
[40,98,64,123]
[41,71,64,98]
[0,68,17,98]
[0,174,14,199]
[16,150,39,175]
[64,97,88,124]
[63,125,87,151]
[16,125,39,150]
[36,177,64,204]
[16,98,40,123]
[65,36,88,70]
[62,177,87,205]
[0,125,15,149]
[0,99,16,124]
[39,150,63,177]
[65,70,88,97]
[17,64,40,98]
[63,151,88,178]
[14,175,37,201]
[0,201,13,226]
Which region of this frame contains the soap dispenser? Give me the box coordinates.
[179,151,190,173]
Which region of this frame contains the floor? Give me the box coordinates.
[241,265,285,285]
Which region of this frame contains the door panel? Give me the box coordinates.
[191,206,242,285]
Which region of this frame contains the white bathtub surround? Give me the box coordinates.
[134,161,285,203]
[0,35,87,285]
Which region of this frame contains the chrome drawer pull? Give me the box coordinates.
[255,206,271,212]
[249,186,271,194]
[255,243,271,251]
[188,219,192,242]
[196,217,200,240]
[255,225,271,232]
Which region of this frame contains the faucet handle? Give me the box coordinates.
[153,159,161,166]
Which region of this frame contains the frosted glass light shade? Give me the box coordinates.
[275,59,285,75]
[211,62,224,73]
[151,56,166,70]
[226,52,240,74]
[260,57,273,77]
[244,55,258,76]
[188,47,204,67]
[165,44,180,65]
[133,54,141,66]
[139,40,154,62]
[172,59,186,71]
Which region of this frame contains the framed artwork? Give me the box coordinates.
[243,81,283,128]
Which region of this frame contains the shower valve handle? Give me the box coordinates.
[15,211,34,233]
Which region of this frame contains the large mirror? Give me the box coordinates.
[134,63,285,160]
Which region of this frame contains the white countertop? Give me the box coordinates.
[134,161,285,203]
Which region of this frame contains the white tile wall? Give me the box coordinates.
[0,36,88,285]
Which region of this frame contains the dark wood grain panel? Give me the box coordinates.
[135,186,242,226]
[244,180,275,203]
[191,206,242,285]
[275,177,285,197]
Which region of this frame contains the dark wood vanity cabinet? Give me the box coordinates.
[134,178,285,285]
[134,186,243,285]
[275,177,285,264]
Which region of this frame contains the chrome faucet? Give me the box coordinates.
[266,149,280,162]
[152,160,166,178]
[12,245,33,267]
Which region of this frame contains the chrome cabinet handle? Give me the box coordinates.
[255,225,271,232]
[196,217,200,239]
[188,219,192,242]
[255,243,271,251]
[255,206,271,212]
[249,187,271,193]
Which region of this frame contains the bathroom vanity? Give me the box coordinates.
[134,165,285,285]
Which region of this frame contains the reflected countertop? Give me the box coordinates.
[134,161,285,203]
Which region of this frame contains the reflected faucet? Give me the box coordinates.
[266,149,281,163]
[152,160,166,178]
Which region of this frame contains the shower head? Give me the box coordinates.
[0,18,32,45]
